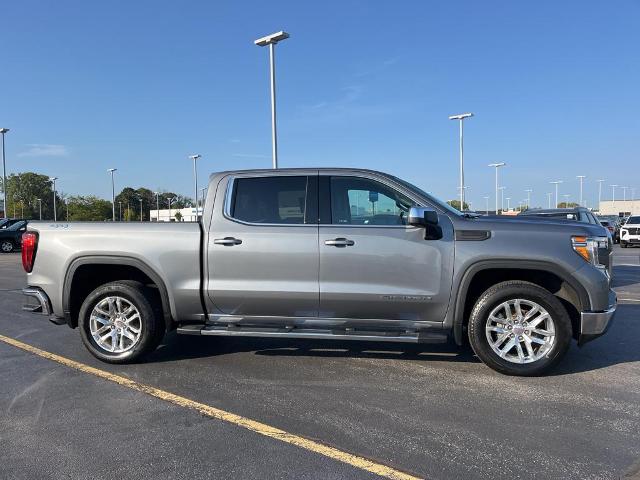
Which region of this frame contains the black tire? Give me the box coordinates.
[79,281,165,364]
[621,242,627,248]
[1,240,15,253]
[468,280,572,376]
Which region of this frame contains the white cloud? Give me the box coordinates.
[18,144,69,158]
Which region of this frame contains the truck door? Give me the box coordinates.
[318,174,454,322]
[207,173,319,318]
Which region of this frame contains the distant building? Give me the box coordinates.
[150,207,203,222]
[597,200,639,217]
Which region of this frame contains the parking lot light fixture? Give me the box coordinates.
[597,179,605,209]
[49,177,58,221]
[488,163,506,215]
[498,186,506,213]
[483,195,489,215]
[189,154,201,215]
[154,192,160,222]
[255,31,290,169]
[610,184,618,203]
[576,175,586,207]
[36,198,42,220]
[0,128,9,219]
[525,189,532,209]
[621,186,628,202]
[107,168,117,221]
[449,113,474,209]
[547,192,553,208]
[550,181,562,208]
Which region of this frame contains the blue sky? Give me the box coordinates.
[1,0,639,209]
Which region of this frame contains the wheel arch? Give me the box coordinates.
[452,260,589,345]
[63,255,174,331]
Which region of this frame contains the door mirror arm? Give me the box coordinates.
[408,206,443,240]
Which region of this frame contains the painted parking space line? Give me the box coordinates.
[0,334,422,480]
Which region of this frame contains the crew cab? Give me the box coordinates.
[22,168,616,376]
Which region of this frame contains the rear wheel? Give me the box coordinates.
[79,281,164,363]
[1,240,15,253]
[468,281,572,376]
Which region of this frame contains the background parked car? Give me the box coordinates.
[0,218,26,230]
[0,220,28,253]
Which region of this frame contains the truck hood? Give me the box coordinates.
[461,214,609,237]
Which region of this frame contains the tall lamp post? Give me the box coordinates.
[50,177,58,221]
[449,113,474,210]
[139,198,143,222]
[108,168,117,221]
[498,186,506,213]
[154,191,160,222]
[483,195,489,215]
[0,128,9,219]
[597,179,604,211]
[610,184,618,203]
[525,189,532,210]
[36,198,42,220]
[576,175,586,207]
[200,187,207,215]
[488,163,506,214]
[119,202,122,221]
[621,186,628,202]
[547,192,553,208]
[168,197,175,221]
[550,181,562,208]
[189,154,201,215]
[255,31,290,169]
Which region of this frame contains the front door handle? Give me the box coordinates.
[213,237,242,246]
[324,238,355,247]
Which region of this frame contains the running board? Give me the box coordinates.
[176,325,448,344]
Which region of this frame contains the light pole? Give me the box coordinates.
[0,128,9,219]
[610,184,618,203]
[525,189,532,210]
[255,31,290,169]
[119,202,122,221]
[488,162,506,215]
[576,175,586,207]
[50,177,58,221]
[139,198,143,222]
[189,154,201,215]
[498,186,506,213]
[36,198,42,220]
[597,179,604,211]
[547,192,553,208]
[622,186,628,201]
[449,113,474,210]
[154,191,160,222]
[107,168,117,221]
[550,181,562,208]
[484,195,489,215]
[168,197,176,221]
[200,187,207,215]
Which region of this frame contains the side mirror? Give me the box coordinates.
[408,206,442,240]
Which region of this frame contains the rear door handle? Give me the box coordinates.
[213,237,242,246]
[324,238,355,247]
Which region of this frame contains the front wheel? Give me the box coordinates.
[79,281,165,363]
[468,281,572,376]
[1,240,15,253]
[621,242,628,248]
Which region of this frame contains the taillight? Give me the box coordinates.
[21,232,38,273]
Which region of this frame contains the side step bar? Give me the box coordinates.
[176,325,448,344]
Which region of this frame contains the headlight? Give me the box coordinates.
[571,236,608,266]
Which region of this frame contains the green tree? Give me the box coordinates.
[174,211,183,222]
[447,199,470,212]
[67,195,112,221]
[0,172,60,219]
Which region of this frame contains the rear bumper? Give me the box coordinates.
[578,289,617,346]
[22,287,66,325]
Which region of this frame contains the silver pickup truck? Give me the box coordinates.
[22,168,616,376]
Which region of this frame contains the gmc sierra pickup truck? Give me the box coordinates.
[22,168,616,376]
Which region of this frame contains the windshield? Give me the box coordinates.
[390,175,463,216]
[8,221,26,231]
[627,216,640,224]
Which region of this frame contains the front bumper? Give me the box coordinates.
[23,287,66,325]
[578,289,617,346]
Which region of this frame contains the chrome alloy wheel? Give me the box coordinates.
[89,296,143,353]
[1,241,14,252]
[485,298,556,364]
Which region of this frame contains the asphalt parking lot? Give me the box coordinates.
[1,247,639,480]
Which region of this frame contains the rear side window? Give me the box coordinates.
[230,176,308,224]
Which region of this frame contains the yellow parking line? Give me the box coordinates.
[0,334,422,480]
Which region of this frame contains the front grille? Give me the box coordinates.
[627,227,639,235]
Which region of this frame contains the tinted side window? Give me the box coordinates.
[231,176,308,224]
[329,176,412,225]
